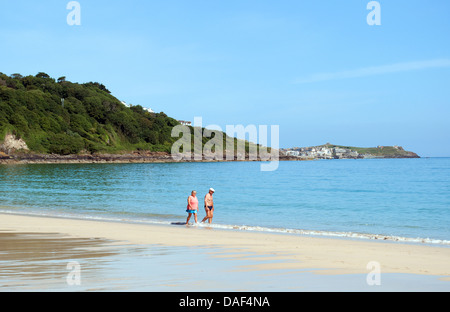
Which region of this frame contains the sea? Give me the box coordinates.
[0,158,449,246]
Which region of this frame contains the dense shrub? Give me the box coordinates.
[0,72,179,154]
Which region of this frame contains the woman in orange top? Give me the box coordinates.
[186,190,198,224]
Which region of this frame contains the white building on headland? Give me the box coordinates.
[282,145,360,159]
[121,101,155,113]
[143,107,155,113]
[178,120,192,126]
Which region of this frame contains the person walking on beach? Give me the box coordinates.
[201,188,215,224]
[186,190,198,224]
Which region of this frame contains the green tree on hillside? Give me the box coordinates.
[0,72,180,154]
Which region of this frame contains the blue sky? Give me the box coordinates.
[1,0,449,156]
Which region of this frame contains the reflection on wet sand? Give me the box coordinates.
[2,229,449,292]
[0,231,121,291]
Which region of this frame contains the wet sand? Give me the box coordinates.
[0,213,449,291]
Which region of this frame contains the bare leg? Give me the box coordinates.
[201,209,209,223]
[202,208,213,223]
[209,209,214,224]
[186,213,192,224]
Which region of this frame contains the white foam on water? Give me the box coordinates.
[186,222,450,246]
[2,209,449,246]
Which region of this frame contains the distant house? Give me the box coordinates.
[143,107,155,113]
[316,148,332,157]
[121,101,155,113]
[178,120,192,126]
[334,147,347,154]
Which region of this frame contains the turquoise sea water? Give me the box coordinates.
[0,158,449,244]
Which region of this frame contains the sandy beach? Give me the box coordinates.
[1,213,449,291]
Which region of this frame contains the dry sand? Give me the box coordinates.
[1,213,449,279]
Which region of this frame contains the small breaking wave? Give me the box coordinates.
[183,222,450,246]
[1,209,449,246]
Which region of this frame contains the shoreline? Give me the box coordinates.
[2,209,448,247]
[0,151,422,165]
[1,213,449,278]
[0,155,299,165]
